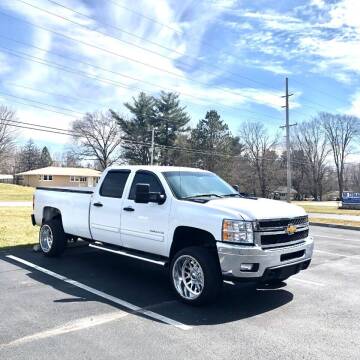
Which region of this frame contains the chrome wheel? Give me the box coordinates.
[172,255,204,300]
[40,224,53,253]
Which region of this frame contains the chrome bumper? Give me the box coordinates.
[217,236,314,280]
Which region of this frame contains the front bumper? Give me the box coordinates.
[217,236,314,281]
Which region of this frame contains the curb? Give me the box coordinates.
[310,222,360,231]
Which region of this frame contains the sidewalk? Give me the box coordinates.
[308,212,360,222]
[0,201,32,207]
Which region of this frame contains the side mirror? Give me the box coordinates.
[135,183,150,203]
[135,183,166,204]
[232,185,239,192]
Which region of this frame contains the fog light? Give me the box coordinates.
[240,263,254,271]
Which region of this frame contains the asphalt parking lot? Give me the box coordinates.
[0,225,359,360]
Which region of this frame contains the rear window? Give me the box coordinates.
[100,171,130,198]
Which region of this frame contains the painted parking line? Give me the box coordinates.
[291,277,325,287]
[315,249,360,258]
[313,235,360,243]
[2,311,129,348]
[6,255,191,331]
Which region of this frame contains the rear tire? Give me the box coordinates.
[39,219,66,257]
[170,246,222,305]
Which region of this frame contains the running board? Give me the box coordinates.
[89,243,167,266]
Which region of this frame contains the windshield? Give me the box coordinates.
[163,171,238,199]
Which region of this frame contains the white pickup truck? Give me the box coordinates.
[32,165,314,305]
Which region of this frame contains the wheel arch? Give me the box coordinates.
[42,206,62,225]
[169,226,218,260]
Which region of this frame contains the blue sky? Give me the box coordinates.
[0,0,359,157]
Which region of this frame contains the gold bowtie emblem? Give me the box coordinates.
[286,224,297,235]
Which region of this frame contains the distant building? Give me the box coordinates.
[0,174,13,184]
[272,186,297,201]
[16,167,101,188]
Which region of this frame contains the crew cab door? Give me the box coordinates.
[90,170,130,245]
[121,170,171,256]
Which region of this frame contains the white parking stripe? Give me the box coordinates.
[315,249,359,258]
[6,255,191,331]
[313,235,360,243]
[2,311,129,348]
[291,277,325,287]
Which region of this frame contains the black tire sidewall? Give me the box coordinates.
[39,219,66,257]
[170,246,222,305]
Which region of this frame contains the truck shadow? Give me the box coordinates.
[2,246,294,327]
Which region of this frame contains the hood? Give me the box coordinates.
[204,197,306,221]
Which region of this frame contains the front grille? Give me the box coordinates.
[261,229,309,247]
[258,216,308,229]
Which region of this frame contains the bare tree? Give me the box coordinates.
[71,111,122,170]
[293,118,330,200]
[0,106,17,167]
[321,113,360,199]
[239,121,279,197]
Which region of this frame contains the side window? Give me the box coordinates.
[100,171,130,198]
[129,171,164,200]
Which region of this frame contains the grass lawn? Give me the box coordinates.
[0,207,38,248]
[0,183,34,202]
[295,203,360,216]
[309,217,360,228]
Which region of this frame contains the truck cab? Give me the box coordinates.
[33,165,314,305]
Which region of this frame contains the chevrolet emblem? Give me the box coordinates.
[286,224,297,235]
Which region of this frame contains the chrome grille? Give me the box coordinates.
[258,215,308,230]
[257,215,309,248]
[261,229,309,246]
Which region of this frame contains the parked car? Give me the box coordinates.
[31,166,314,305]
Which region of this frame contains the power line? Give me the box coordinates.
[7,83,108,108]
[4,118,357,166]
[109,0,351,110]
[2,4,285,115]
[0,91,84,116]
[107,0,255,73]
[34,0,350,113]
[0,97,78,118]
[45,0,280,92]
[0,44,282,121]
[1,10,339,119]
[292,78,347,107]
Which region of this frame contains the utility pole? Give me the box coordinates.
[150,127,155,165]
[280,77,296,203]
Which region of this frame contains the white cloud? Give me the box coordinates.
[0,52,11,75]
[348,91,360,117]
[0,0,291,145]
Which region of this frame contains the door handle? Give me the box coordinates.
[93,202,103,207]
[123,206,135,212]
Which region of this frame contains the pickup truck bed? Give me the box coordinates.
[34,187,95,239]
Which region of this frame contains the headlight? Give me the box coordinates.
[222,219,254,244]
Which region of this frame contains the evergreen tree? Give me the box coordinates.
[154,92,190,165]
[111,92,157,165]
[39,146,52,167]
[190,110,240,174]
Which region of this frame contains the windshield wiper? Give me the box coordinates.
[223,193,241,197]
[182,193,223,199]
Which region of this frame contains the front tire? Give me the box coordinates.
[170,246,222,305]
[39,219,66,257]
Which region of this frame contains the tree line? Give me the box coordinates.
[1,92,359,199]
